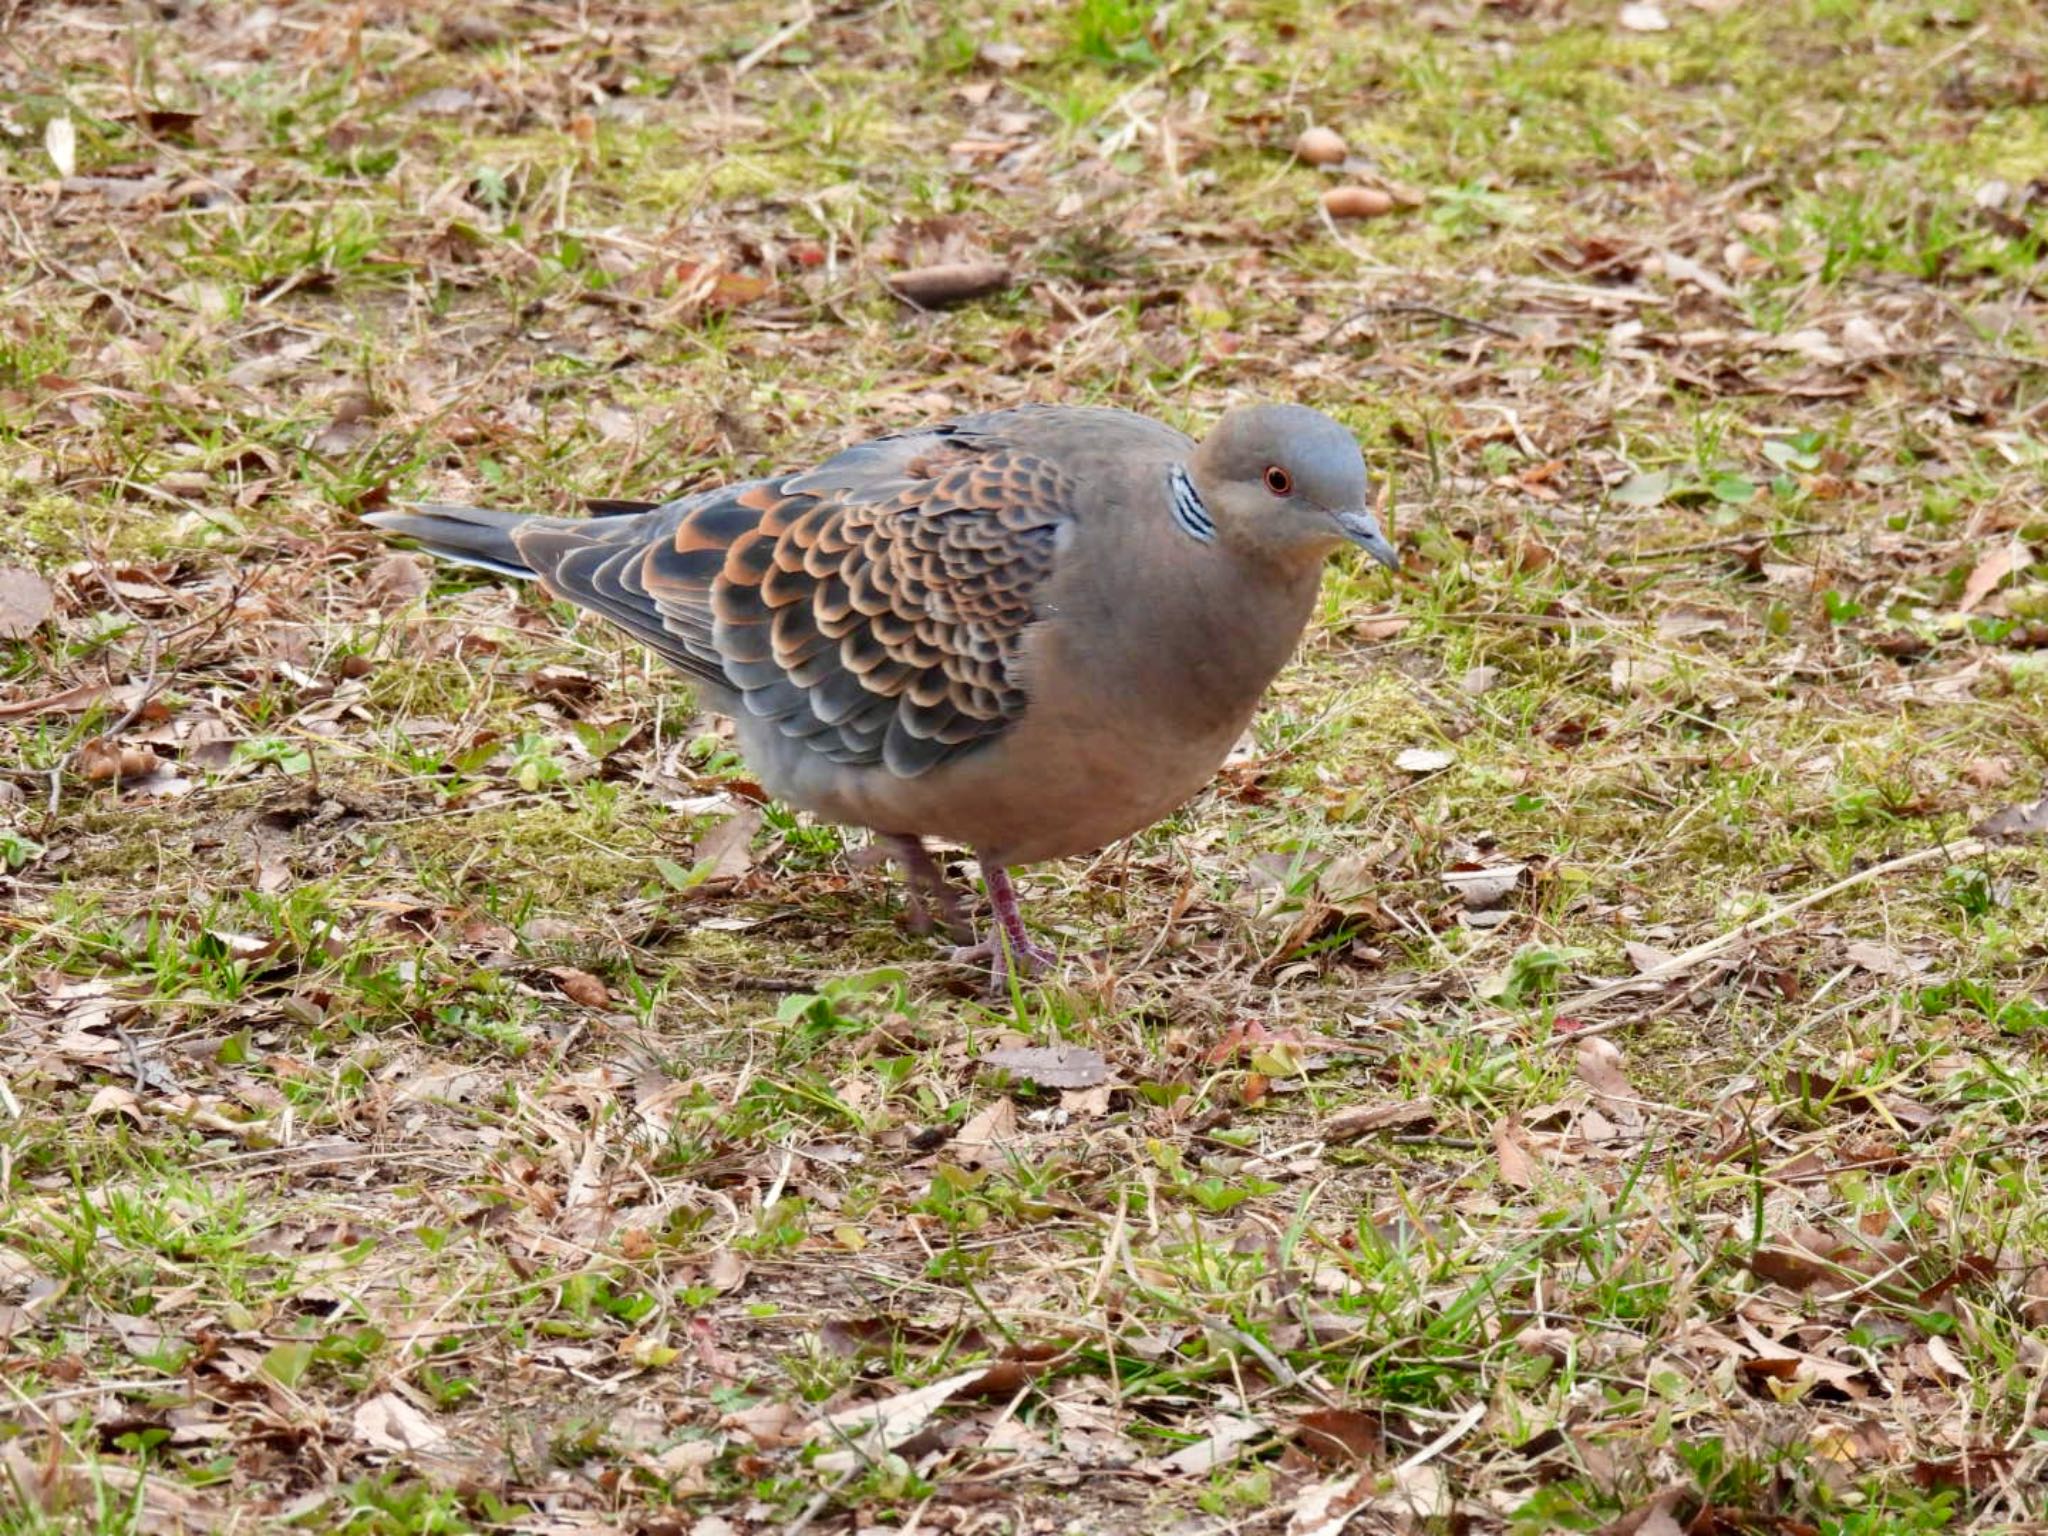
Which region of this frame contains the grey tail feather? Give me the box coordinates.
[362,503,536,580]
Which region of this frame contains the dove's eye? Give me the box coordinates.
[1263,466,1293,496]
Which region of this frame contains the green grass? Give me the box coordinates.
[2,0,2047,1531]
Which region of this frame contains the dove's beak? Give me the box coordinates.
[1334,508,1400,569]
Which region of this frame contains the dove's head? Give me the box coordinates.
[1188,404,1397,571]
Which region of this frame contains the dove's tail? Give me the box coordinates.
[362,503,538,579]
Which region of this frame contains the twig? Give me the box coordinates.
[1615,525,1845,562]
[1543,836,1988,1040]
[118,1026,157,1093]
[1392,1399,1487,1475]
[691,968,829,994]
[1334,301,1516,341]
[783,1461,859,1535]
[734,5,815,77]
[1436,609,1620,632]
[1909,22,1990,80]
[1879,344,2048,374]
[7,1377,198,1415]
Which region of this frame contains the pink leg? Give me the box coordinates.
[885,834,973,944]
[949,862,1058,993]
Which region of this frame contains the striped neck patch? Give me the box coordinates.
[1168,465,1216,544]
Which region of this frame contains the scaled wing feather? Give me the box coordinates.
[522,426,1075,777]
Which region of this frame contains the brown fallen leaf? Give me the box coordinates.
[310,416,374,457]
[1916,1253,1996,1306]
[1293,1407,1384,1465]
[2018,1264,2048,1328]
[1842,940,1931,979]
[0,567,54,639]
[1512,1324,1575,1362]
[886,261,1011,307]
[1957,541,2019,615]
[1061,1084,1112,1118]
[1322,1098,1434,1142]
[723,1398,803,1448]
[673,261,775,311]
[1658,247,1736,300]
[1152,1414,1267,1476]
[352,1392,448,1454]
[1972,794,2048,840]
[1810,1418,1893,1465]
[1747,1240,1833,1292]
[953,1097,1019,1170]
[1493,1113,1536,1188]
[1910,1448,2017,1493]
[362,552,430,609]
[0,680,152,719]
[1591,1484,1689,1536]
[1443,862,1523,910]
[1735,1316,1867,1394]
[394,1061,492,1106]
[5,1451,222,1530]
[1656,603,1735,640]
[808,1366,992,1472]
[1961,755,2015,789]
[442,13,509,47]
[1625,939,1678,973]
[107,1311,177,1363]
[978,1044,1108,1089]
[707,1247,748,1294]
[548,967,611,1008]
[691,805,762,883]
[1574,1037,1637,1109]
[405,85,477,116]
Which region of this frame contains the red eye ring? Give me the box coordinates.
[1263,466,1293,496]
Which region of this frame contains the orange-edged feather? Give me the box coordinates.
[475,425,1081,777]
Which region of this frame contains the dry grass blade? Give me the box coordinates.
[1546,837,1988,1033]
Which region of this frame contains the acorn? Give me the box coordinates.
[1322,185,1394,219]
[1293,125,1347,166]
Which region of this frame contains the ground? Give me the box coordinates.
[2,0,2047,1531]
